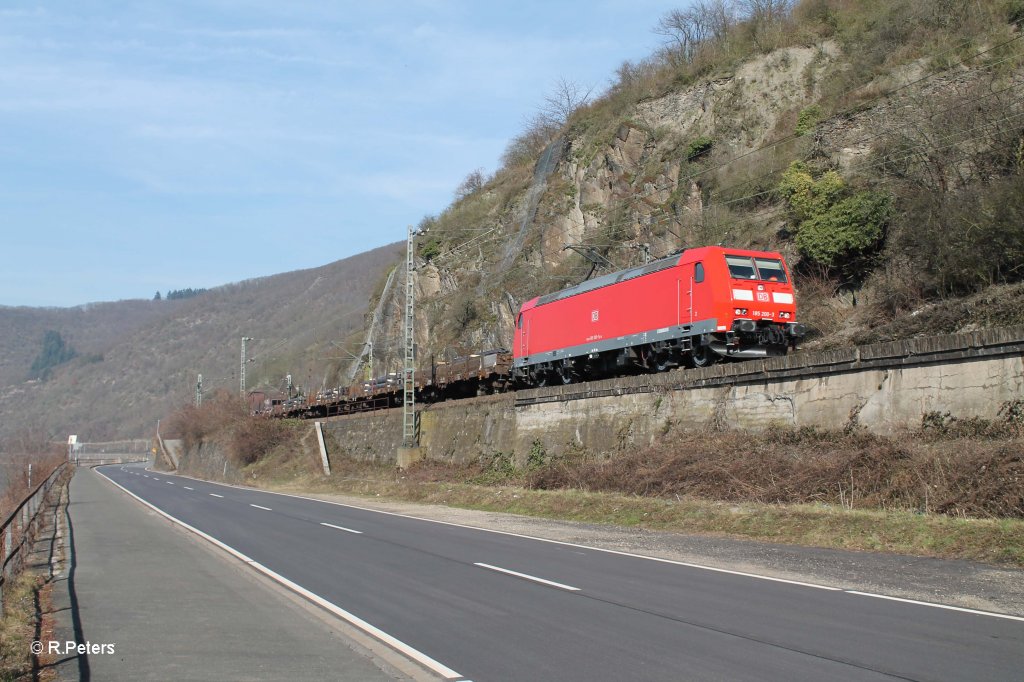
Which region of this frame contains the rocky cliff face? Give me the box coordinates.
[360,9,1024,371]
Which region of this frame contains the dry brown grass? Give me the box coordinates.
[527,426,1024,519]
[0,572,51,681]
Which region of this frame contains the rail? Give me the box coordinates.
[0,461,70,616]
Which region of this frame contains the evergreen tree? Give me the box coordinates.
[29,330,77,380]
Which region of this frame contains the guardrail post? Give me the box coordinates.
[3,524,11,601]
[0,527,6,618]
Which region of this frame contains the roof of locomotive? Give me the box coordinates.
[519,245,787,311]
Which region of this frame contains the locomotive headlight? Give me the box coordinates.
[780,311,791,319]
[734,308,748,316]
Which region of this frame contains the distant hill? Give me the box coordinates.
[0,299,186,389]
[0,242,402,442]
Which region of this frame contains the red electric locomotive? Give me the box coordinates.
[512,246,805,385]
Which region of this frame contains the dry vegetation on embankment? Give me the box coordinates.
[0,572,55,682]
[163,395,1024,566]
[0,428,66,512]
[0,431,66,681]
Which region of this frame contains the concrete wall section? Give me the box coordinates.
[317,328,1024,465]
[320,409,403,463]
[320,395,516,465]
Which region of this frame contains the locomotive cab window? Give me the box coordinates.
[516,313,523,329]
[725,255,757,279]
[754,258,788,283]
[694,262,704,283]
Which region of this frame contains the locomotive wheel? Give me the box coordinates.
[690,345,718,368]
[653,351,675,373]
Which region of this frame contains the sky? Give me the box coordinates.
[0,1,682,307]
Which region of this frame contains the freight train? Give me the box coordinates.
[264,246,805,419]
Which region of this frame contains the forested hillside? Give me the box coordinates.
[0,243,402,443]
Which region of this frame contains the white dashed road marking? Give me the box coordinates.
[321,522,363,534]
[474,563,580,592]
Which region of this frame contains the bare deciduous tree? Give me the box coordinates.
[454,168,487,201]
[703,0,737,43]
[655,1,737,66]
[539,78,594,128]
[655,8,710,63]
[736,0,794,51]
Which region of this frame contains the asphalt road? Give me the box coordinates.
[97,464,1024,681]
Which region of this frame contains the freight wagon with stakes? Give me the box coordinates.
[512,246,806,386]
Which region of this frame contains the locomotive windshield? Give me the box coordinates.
[754,257,788,282]
[725,255,757,279]
[725,255,788,283]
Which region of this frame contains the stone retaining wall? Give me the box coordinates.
[320,327,1024,465]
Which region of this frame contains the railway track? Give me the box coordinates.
[273,326,1024,419]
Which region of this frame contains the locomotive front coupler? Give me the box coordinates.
[731,319,758,334]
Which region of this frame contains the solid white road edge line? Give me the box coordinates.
[844,591,1024,623]
[94,468,464,680]
[250,504,272,511]
[321,522,363,534]
[475,563,580,592]
[161,471,1023,620]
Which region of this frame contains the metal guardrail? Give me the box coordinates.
[0,462,70,616]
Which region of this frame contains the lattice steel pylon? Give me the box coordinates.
[240,337,252,395]
[402,224,417,447]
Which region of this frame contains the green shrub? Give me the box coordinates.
[685,136,714,161]
[795,104,822,136]
[419,239,441,262]
[527,440,548,470]
[778,162,890,274]
[778,161,844,221]
[795,191,892,270]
